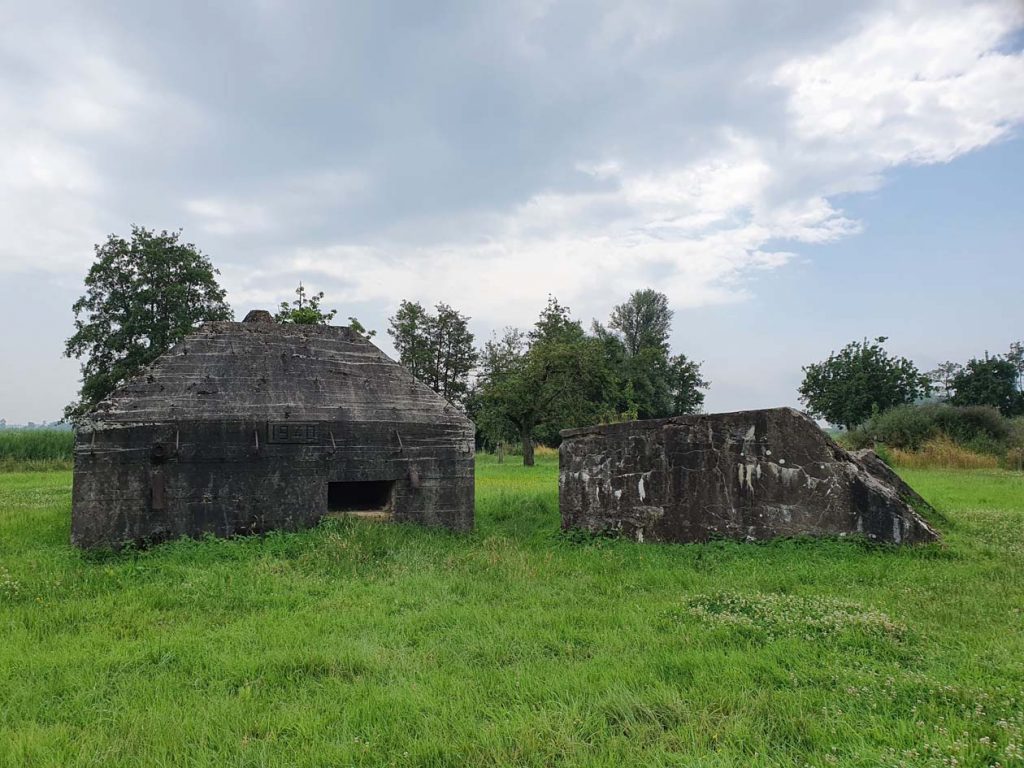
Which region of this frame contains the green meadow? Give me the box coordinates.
[1,456,1023,767]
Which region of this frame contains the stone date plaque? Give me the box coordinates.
[268,422,319,444]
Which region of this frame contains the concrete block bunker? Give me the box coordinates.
[72,313,475,549]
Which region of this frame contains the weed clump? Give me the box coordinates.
[683,591,907,642]
[0,567,21,602]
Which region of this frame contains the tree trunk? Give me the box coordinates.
[521,429,535,467]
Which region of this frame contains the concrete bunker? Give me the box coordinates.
[559,407,938,545]
[71,314,475,549]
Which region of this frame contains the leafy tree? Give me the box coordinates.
[589,321,633,413]
[609,288,672,355]
[275,282,337,325]
[798,337,930,430]
[476,298,613,465]
[949,355,1022,416]
[428,304,478,406]
[64,226,232,421]
[669,353,709,414]
[473,328,528,452]
[388,301,434,381]
[387,301,478,407]
[926,361,963,401]
[597,288,707,419]
[530,296,585,345]
[620,346,672,419]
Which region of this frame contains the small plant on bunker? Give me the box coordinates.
[275,282,338,325]
[346,316,376,340]
[276,282,374,338]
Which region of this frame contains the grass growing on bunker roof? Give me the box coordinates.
[1,456,1024,767]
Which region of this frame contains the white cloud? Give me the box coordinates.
[0,134,102,273]
[0,12,205,273]
[184,170,369,236]
[1,0,1023,423]
[224,0,1023,331]
[184,199,275,236]
[1,0,1022,330]
[773,2,1024,167]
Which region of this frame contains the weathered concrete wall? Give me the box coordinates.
[559,408,938,545]
[72,321,474,549]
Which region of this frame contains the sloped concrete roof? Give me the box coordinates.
[89,321,471,426]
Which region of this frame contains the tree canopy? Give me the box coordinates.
[926,361,963,401]
[609,288,672,356]
[474,299,614,465]
[798,337,930,430]
[949,355,1023,416]
[595,289,707,420]
[1008,341,1024,393]
[472,292,706,465]
[387,301,477,407]
[63,226,232,421]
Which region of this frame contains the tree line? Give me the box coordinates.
[799,336,1024,430]
[63,227,708,466]
[69,226,1016,462]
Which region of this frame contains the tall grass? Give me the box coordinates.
[889,435,1000,470]
[0,430,73,471]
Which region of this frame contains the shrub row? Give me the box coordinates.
[846,404,1011,453]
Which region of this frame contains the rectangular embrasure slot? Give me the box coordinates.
[326,480,394,520]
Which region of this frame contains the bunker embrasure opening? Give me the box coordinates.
[327,480,394,513]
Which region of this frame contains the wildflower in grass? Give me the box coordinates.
[0,567,21,600]
[682,591,907,642]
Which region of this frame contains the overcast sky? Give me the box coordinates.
[1,0,1023,423]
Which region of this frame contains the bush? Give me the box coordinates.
[930,405,1009,447]
[838,428,873,451]
[860,405,937,450]
[1008,416,1024,448]
[861,403,1009,451]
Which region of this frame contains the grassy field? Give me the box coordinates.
[1,457,1023,767]
[0,430,73,472]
